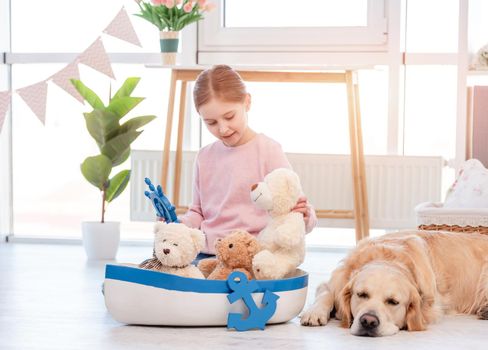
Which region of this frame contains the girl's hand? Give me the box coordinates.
[292,196,311,225]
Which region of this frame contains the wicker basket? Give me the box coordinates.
[415,202,488,235]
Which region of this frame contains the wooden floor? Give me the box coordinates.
[0,243,486,350]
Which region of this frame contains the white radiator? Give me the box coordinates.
[131,150,443,229]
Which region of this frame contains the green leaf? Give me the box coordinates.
[76,76,156,204]
[83,110,119,147]
[80,155,112,190]
[106,169,131,203]
[111,148,131,167]
[116,115,157,136]
[176,15,202,30]
[70,79,104,109]
[175,13,191,30]
[160,17,172,29]
[134,5,165,30]
[106,96,144,120]
[112,77,141,100]
[155,5,172,29]
[101,130,142,164]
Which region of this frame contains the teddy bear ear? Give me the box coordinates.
[153,222,164,235]
[190,228,206,251]
[246,237,261,256]
[286,171,303,198]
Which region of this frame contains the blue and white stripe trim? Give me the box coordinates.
[105,265,308,294]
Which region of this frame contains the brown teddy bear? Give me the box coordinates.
[198,230,261,280]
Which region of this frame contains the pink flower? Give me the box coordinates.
[197,0,206,8]
[165,0,175,8]
[183,1,194,13]
[176,0,183,5]
[204,2,216,11]
[152,0,166,5]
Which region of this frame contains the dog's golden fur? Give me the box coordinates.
[301,231,488,336]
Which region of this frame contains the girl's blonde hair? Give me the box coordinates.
[193,65,248,111]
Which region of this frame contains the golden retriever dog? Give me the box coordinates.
[300,230,488,336]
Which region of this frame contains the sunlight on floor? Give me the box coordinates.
[305,227,388,248]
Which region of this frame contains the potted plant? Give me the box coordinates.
[71,77,156,260]
[134,0,215,65]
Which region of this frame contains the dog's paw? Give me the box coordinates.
[300,307,329,327]
[477,305,488,320]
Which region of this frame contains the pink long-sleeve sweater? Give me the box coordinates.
[179,133,317,254]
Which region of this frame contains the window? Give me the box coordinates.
[11,0,158,53]
[11,64,170,240]
[403,66,458,159]
[198,0,388,64]
[2,0,477,247]
[198,69,389,155]
[405,0,459,53]
[468,0,488,59]
[224,0,368,28]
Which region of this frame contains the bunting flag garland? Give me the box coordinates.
[17,81,49,125]
[103,7,142,47]
[0,6,143,128]
[51,62,84,103]
[0,91,11,132]
[79,38,116,79]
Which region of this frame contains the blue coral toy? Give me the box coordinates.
[144,177,179,223]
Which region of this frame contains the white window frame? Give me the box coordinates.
[198,0,388,56]
[0,0,12,243]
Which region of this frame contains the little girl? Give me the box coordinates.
[178,65,317,256]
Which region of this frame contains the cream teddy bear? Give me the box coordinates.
[139,222,206,279]
[250,168,306,280]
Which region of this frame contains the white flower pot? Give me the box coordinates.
[82,221,120,260]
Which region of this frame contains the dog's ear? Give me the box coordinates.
[338,278,354,328]
[403,239,436,306]
[405,284,427,331]
[402,237,439,324]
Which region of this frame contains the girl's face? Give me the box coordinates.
[198,94,252,147]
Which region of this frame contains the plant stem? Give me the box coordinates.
[101,190,106,223]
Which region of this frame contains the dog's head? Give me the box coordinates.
[338,262,426,337]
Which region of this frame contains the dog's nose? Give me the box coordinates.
[360,313,379,330]
[251,183,258,191]
[163,248,170,255]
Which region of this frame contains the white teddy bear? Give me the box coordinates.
[139,222,206,279]
[471,43,488,70]
[250,168,306,280]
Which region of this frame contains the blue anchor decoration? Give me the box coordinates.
[144,177,179,223]
[226,271,280,331]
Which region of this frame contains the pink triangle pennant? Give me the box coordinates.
[0,91,11,133]
[103,7,142,47]
[79,38,115,79]
[17,81,49,125]
[51,62,84,103]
